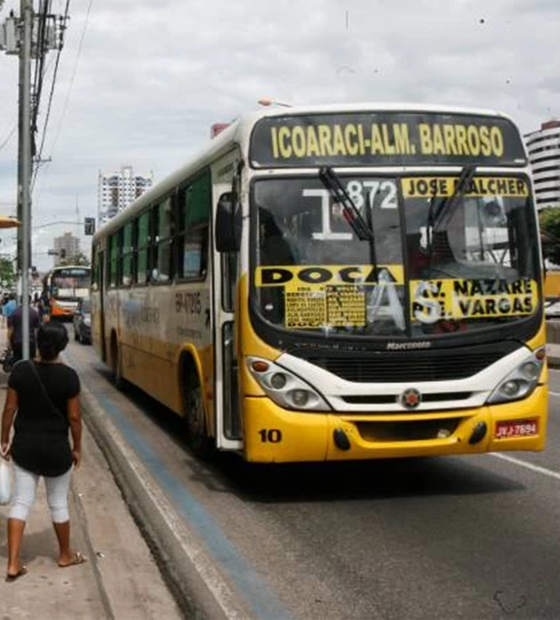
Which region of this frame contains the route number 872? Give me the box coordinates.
[345,180,397,210]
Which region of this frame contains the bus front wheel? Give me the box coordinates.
[184,371,213,458]
[111,337,125,390]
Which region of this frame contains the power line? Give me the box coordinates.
[33,0,93,204]
[0,124,17,153]
[46,0,93,156]
[32,0,69,189]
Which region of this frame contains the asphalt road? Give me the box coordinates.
[67,331,560,620]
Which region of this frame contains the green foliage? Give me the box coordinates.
[539,208,560,266]
[57,252,90,267]
[0,258,15,288]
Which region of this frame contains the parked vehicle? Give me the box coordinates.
[545,298,560,319]
[73,298,91,344]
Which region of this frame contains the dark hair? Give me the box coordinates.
[37,322,69,361]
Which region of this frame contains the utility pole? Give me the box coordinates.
[1,1,69,360]
[18,0,33,361]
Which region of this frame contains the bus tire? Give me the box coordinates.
[111,336,125,390]
[184,370,213,459]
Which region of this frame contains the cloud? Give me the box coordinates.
[1,0,560,269]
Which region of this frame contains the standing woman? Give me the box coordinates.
[0,321,85,582]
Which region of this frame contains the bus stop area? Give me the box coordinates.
[0,331,180,619]
[0,323,559,619]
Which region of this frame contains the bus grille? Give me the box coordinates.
[306,341,521,383]
[356,419,461,442]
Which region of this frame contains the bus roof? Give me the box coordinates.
[93,102,518,241]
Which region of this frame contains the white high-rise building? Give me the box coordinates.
[525,120,560,210]
[98,165,153,225]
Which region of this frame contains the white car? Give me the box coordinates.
[545,299,560,319]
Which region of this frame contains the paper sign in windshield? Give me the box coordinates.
[411,277,538,323]
[257,264,403,329]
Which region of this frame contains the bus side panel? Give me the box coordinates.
[115,281,213,419]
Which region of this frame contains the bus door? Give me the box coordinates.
[212,151,243,451]
[98,249,107,362]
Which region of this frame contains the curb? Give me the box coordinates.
[79,382,250,620]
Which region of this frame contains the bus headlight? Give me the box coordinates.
[487,348,545,405]
[247,357,331,412]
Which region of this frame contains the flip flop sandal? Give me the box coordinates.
[5,565,28,582]
[58,551,87,568]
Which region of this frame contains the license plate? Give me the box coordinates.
[495,419,539,439]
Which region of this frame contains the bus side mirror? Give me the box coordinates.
[216,193,241,253]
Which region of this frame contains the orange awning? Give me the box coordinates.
[0,215,20,229]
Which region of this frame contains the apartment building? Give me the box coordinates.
[98,165,153,225]
[53,232,80,265]
[525,120,560,210]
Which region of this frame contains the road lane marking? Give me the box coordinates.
[549,390,560,397]
[491,453,560,481]
[81,381,292,620]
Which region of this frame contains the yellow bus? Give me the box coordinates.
[42,265,91,320]
[91,103,548,461]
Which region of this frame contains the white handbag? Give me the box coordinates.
[0,458,12,505]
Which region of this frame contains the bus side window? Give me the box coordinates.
[155,197,173,282]
[122,222,134,286]
[177,172,210,280]
[109,233,119,288]
[137,211,150,284]
[131,218,138,284]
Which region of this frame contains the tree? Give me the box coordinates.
[0,258,15,289]
[57,252,90,267]
[539,208,560,266]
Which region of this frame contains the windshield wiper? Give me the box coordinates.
[425,165,476,267]
[319,166,379,282]
[319,167,374,242]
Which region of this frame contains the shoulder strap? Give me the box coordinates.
[27,360,66,422]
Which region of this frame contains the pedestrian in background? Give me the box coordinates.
[7,299,40,363]
[1,321,86,582]
[2,293,16,327]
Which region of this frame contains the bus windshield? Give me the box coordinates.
[251,173,540,338]
[51,268,90,301]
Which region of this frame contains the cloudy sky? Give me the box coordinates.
[0,0,559,270]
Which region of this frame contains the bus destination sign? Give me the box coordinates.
[250,112,527,168]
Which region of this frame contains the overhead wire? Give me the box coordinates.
[32,0,70,189]
[0,125,17,154]
[44,0,92,156]
[31,0,50,159]
[33,0,93,201]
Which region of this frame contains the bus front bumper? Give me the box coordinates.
[242,386,548,463]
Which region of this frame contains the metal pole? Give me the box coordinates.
[19,0,33,360]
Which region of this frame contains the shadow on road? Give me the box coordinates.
[88,363,526,505]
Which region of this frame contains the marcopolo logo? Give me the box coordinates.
[386,341,431,350]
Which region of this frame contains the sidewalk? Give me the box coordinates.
[0,328,181,619]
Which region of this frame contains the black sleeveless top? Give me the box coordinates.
[9,360,80,476]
